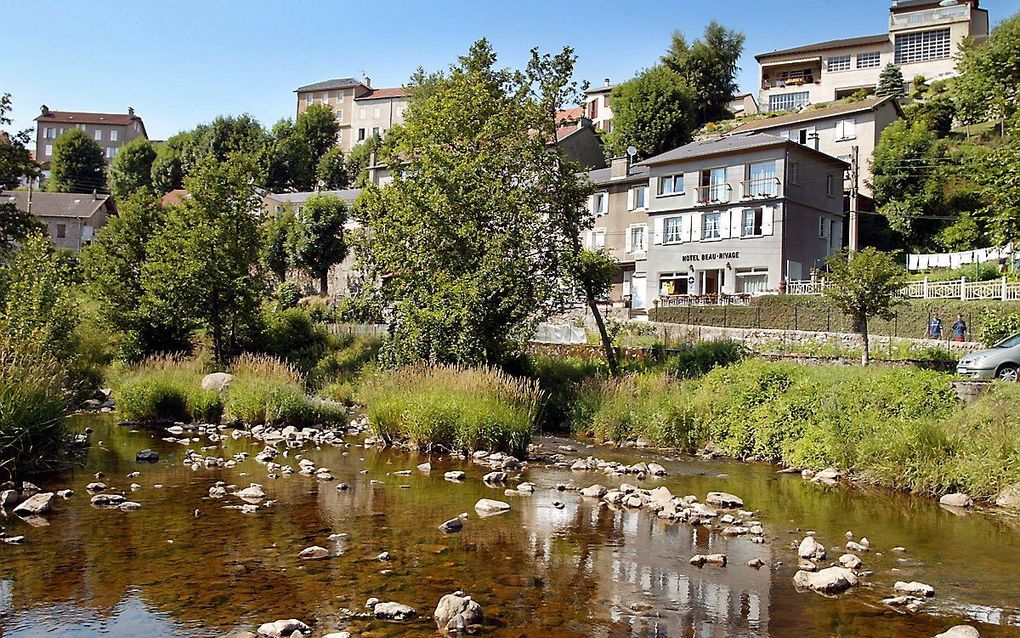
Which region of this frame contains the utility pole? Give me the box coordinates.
[848,144,860,253]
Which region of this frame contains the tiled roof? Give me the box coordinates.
[355,87,407,100]
[727,96,900,133]
[161,189,190,206]
[34,110,141,126]
[556,107,584,124]
[295,78,364,92]
[1,190,112,218]
[266,189,362,204]
[755,33,889,61]
[585,164,649,185]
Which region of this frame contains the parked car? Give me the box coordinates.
[956,333,1020,381]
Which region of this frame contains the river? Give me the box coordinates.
[1,414,1018,637]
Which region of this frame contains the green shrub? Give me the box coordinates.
[528,354,609,428]
[976,307,1020,346]
[113,355,222,423]
[0,342,70,478]
[662,339,746,378]
[223,353,346,427]
[308,336,381,387]
[261,306,330,373]
[276,281,301,310]
[357,365,541,456]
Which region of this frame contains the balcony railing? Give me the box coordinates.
[742,178,781,200]
[656,293,752,307]
[890,5,969,30]
[761,75,817,91]
[695,184,732,205]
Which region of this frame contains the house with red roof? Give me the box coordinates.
[34,106,147,171]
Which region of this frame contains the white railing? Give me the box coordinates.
[890,4,969,30]
[657,294,752,307]
[785,277,1020,301]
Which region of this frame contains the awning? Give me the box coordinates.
[761,56,822,68]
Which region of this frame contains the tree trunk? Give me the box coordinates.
[859,316,870,366]
[588,297,619,378]
[319,272,329,296]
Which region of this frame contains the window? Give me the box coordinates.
[630,186,647,210]
[322,92,329,102]
[44,144,52,156]
[702,212,721,239]
[736,268,769,294]
[895,28,950,64]
[372,126,381,137]
[857,51,881,68]
[56,224,66,239]
[337,92,345,102]
[769,91,810,112]
[826,173,835,197]
[745,161,777,197]
[77,123,86,130]
[588,99,599,120]
[337,109,343,121]
[659,272,689,296]
[819,217,830,239]
[110,130,118,142]
[836,118,856,140]
[664,217,683,243]
[837,154,852,180]
[94,129,102,141]
[629,225,646,252]
[106,147,114,159]
[742,208,764,237]
[359,108,367,120]
[591,229,606,249]
[658,173,683,196]
[699,168,727,203]
[789,161,800,184]
[358,128,366,142]
[44,127,55,139]
[373,107,381,119]
[826,55,851,72]
[305,94,313,105]
[593,192,608,215]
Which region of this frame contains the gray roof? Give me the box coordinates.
[638,133,790,165]
[756,33,889,61]
[1,190,112,218]
[585,164,649,186]
[294,78,364,93]
[266,189,362,204]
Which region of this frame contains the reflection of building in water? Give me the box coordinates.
[520,487,773,637]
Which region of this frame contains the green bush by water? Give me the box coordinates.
[571,359,1019,499]
[223,354,346,427]
[112,356,222,423]
[357,365,541,456]
[0,343,70,479]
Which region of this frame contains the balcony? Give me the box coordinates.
[761,74,817,90]
[742,178,781,200]
[890,4,969,31]
[695,184,732,205]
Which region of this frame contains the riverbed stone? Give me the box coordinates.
[13,492,54,516]
[939,493,973,508]
[706,491,743,508]
[86,482,107,493]
[256,619,309,637]
[689,553,726,567]
[136,449,160,463]
[793,567,859,594]
[579,484,608,498]
[839,554,862,569]
[895,581,935,597]
[846,541,869,553]
[482,471,507,484]
[236,484,266,500]
[298,546,330,560]
[119,501,142,511]
[373,602,417,621]
[439,518,463,533]
[798,536,826,560]
[934,626,980,638]
[0,489,17,507]
[474,498,511,517]
[201,372,234,393]
[995,482,1020,509]
[647,462,667,476]
[444,471,466,481]
[433,591,483,633]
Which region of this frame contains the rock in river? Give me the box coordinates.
[939,493,972,508]
[0,489,17,507]
[579,484,607,498]
[995,482,1020,510]
[444,471,466,481]
[373,602,417,621]
[706,491,743,508]
[793,567,859,594]
[298,546,330,560]
[894,581,935,597]
[839,554,862,569]
[482,471,507,484]
[13,492,54,516]
[136,449,160,463]
[934,626,980,638]
[236,484,266,500]
[439,518,464,533]
[474,499,511,517]
[798,536,826,560]
[434,591,483,633]
[256,618,309,637]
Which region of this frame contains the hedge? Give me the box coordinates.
[648,295,1020,341]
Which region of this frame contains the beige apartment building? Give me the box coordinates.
[727,95,903,198]
[2,190,114,252]
[294,77,407,152]
[583,79,614,132]
[756,0,989,112]
[35,106,147,170]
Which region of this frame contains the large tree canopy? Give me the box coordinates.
[604,66,696,159]
[662,21,745,125]
[953,12,1020,125]
[109,137,157,199]
[0,93,41,252]
[290,193,348,294]
[47,128,106,193]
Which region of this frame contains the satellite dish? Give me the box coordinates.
[626,145,637,158]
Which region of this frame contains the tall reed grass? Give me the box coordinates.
[357,365,542,456]
[112,354,222,422]
[223,354,346,427]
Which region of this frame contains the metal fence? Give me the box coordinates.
[788,276,1020,301]
[322,323,389,339]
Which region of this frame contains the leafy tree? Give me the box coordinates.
[876,63,905,97]
[822,248,907,366]
[358,39,591,367]
[290,193,348,295]
[294,103,340,163]
[261,209,297,282]
[604,65,696,158]
[47,128,106,193]
[971,126,1020,247]
[953,12,1020,125]
[204,114,269,163]
[265,118,314,191]
[109,137,157,199]
[662,21,745,126]
[151,130,203,193]
[0,93,42,252]
[567,249,620,376]
[346,134,380,187]
[316,145,349,189]
[141,155,265,364]
[81,189,190,359]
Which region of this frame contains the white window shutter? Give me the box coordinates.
[763,205,775,236]
[622,276,631,296]
[653,217,664,244]
[780,130,790,140]
[588,195,595,215]
[681,215,692,243]
[692,214,702,241]
[625,228,633,253]
[808,126,818,150]
[584,231,592,249]
[627,188,635,211]
[719,210,731,239]
[731,211,742,237]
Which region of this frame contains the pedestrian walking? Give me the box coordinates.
[928,313,943,340]
[952,314,967,342]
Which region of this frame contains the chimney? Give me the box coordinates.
[604,77,610,87]
[93,189,98,201]
[40,104,49,115]
[128,106,135,117]
[364,75,372,88]
[610,156,629,179]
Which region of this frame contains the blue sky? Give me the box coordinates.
[3,0,1018,140]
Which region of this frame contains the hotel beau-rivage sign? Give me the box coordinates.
[681,251,740,263]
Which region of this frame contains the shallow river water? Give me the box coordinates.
[1,414,1019,637]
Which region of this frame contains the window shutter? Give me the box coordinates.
[653,217,664,244]
[719,210,731,239]
[627,188,635,211]
[588,195,595,215]
[731,211,742,237]
[584,231,592,249]
[691,214,702,241]
[780,130,790,140]
[681,215,693,243]
[625,228,633,253]
[623,276,631,296]
[808,126,817,150]
[762,205,776,236]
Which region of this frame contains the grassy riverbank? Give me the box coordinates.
[569,359,1020,500]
